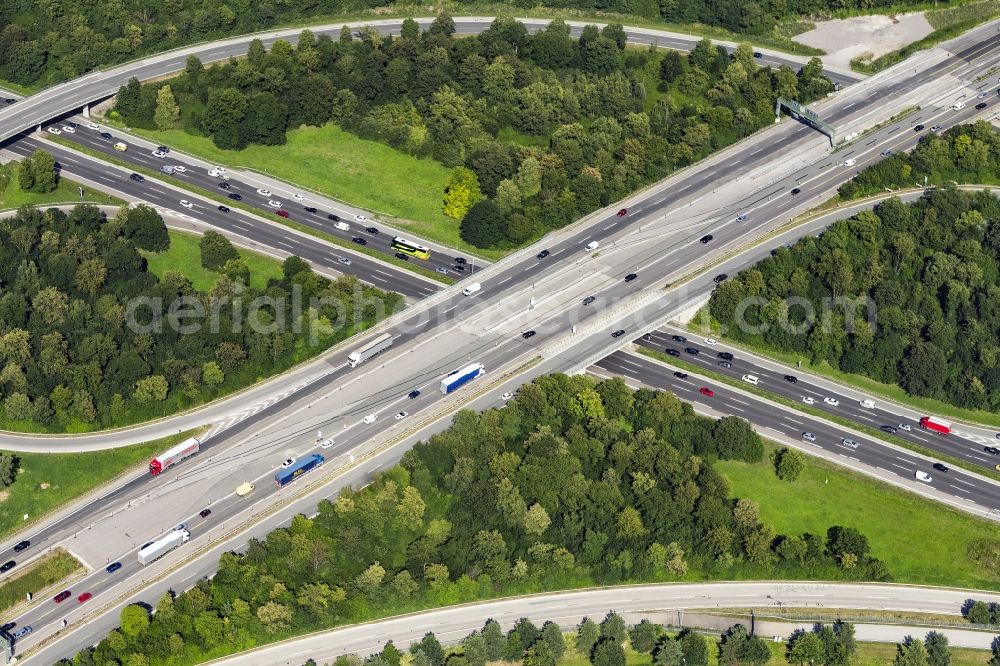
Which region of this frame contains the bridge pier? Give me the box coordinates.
[82,104,90,119]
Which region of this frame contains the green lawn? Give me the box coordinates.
[0,430,200,540]
[716,441,1000,591]
[0,163,121,209]
[117,124,506,260]
[143,229,284,291]
[0,549,82,614]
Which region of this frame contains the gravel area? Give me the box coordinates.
[794,13,934,70]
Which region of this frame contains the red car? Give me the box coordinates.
[53,590,71,603]
[699,387,715,397]
[77,592,92,603]
[617,208,627,216]
[276,210,290,218]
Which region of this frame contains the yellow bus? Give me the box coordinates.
[391,236,431,260]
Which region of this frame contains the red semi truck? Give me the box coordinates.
[149,437,201,475]
[919,416,952,435]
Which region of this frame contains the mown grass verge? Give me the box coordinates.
[143,229,284,292]
[0,162,123,210]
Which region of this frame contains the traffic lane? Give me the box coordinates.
[54,127,468,275]
[594,351,1000,509]
[639,332,1000,472]
[7,136,437,299]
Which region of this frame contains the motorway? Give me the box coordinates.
[594,348,1000,515]
[0,17,862,144]
[2,16,1000,664]
[203,582,1000,666]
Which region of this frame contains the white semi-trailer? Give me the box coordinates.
[138,529,190,566]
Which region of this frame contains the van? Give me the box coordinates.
[585,241,599,252]
[463,282,481,297]
[859,399,876,409]
[160,165,176,175]
[334,221,350,232]
[235,482,255,497]
[915,470,932,483]
[952,102,965,111]
[362,414,377,425]
[741,374,759,386]
[113,142,127,152]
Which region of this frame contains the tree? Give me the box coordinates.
[124,205,170,251]
[660,50,684,83]
[256,601,292,632]
[629,620,659,653]
[154,85,180,130]
[412,633,445,666]
[788,631,824,665]
[576,617,601,655]
[116,77,143,118]
[924,631,950,666]
[600,612,627,642]
[590,638,625,666]
[718,624,770,665]
[679,631,708,665]
[774,447,804,481]
[119,605,150,638]
[134,375,169,403]
[200,230,239,270]
[202,362,225,385]
[0,455,16,487]
[524,503,551,535]
[965,600,991,624]
[18,150,59,193]
[460,200,507,248]
[896,638,929,666]
[443,167,483,221]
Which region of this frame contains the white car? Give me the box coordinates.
[172,165,186,173]
[338,257,351,266]
[704,337,718,345]
[859,399,875,409]
[46,127,61,135]
[363,414,378,425]
[501,392,513,401]
[267,200,282,208]
[898,423,912,432]
[842,158,856,167]
[915,470,932,483]
[354,214,368,223]
[802,396,815,406]
[395,411,408,420]
[952,102,965,111]
[61,125,75,133]
[320,439,334,449]
[823,397,839,407]
[280,457,296,468]
[86,122,100,130]
[977,91,989,99]
[802,432,816,442]
[151,149,166,158]
[179,200,194,209]
[215,167,227,175]
[293,193,305,201]
[256,188,271,196]
[208,168,222,177]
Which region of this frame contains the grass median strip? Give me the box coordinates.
[45,136,452,287]
[0,163,122,209]
[0,549,83,615]
[634,346,1000,483]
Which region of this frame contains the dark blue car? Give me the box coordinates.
[106,562,122,574]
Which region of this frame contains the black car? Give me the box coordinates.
[880,425,898,435]
[611,329,625,338]
[328,213,340,222]
[985,446,1000,455]
[199,508,212,518]
[352,237,368,246]
[217,205,230,213]
[395,252,410,261]
[932,463,949,473]
[784,375,797,383]
[0,561,15,573]
[666,349,681,357]
[673,371,688,379]
[582,296,596,305]
[454,264,465,271]
[228,192,242,200]
[914,124,925,131]
[753,51,763,58]
[642,333,652,341]
[218,182,231,189]
[105,562,122,573]
[13,541,29,552]
[304,206,317,213]
[714,274,727,283]
[129,173,144,182]
[156,145,169,154]
[975,102,988,110]
[624,273,638,282]
[672,335,687,343]
[100,132,113,140]
[537,249,550,259]
[718,351,733,360]
[790,188,801,195]
[700,234,713,244]
[522,330,536,339]
[455,257,467,265]
[408,390,421,399]
[365,226,379,235]
[684,347,700,355]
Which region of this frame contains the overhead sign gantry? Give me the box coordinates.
[776,97,837,145]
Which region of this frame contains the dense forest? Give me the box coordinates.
[62,373,884,666]
[839,121,1000,199]
[0,0,942,89]
[0,203,401,431]
[112,17,832,248]
[709,186,1000,410]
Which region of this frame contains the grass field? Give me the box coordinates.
[0,162,120,209]
[716,441,1000,591]
[0,430,199,540]
[0,549,82,614]
[143,229,284,291]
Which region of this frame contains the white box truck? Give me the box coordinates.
[347,333,393,367]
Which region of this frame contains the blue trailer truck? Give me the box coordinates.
[274,454,325,486]
[440,363,485,394]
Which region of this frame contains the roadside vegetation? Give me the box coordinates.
[0,431,198,540]
[142,230,284,292]
[61,372,900,665]
[110,17,833,252]
[0,154,117,209]
[708,185,1000,414]
[0,203,402,433]
[0,549,82,615]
